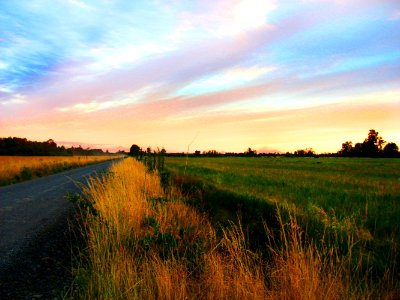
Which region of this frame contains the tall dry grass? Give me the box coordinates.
[71,158,268,299]
[0,155,116,185]
[266,214,344,300]
[71,158,397,299]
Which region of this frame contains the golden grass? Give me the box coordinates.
[266,215,344,300]
[0,155,116,185]
[71,158,398,299]
[72,158,268,299]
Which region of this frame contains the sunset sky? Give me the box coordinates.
[1,0,399,153]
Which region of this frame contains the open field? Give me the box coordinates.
[0,156,118,186]
[166,156,400,295]
[166,157,399,238]
[70,157,399,299]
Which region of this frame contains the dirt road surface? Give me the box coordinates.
[0,159,118,298]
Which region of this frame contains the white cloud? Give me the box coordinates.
[87,43,176,71]
[0,84,13,93]
[57,85,157,113]
[223,66,277,82]
[177,65,276,95]
[218,0,277,36]
[0,94,27,106]
[166,0,277,42]
[67,0,93,10]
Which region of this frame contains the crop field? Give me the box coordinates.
[70,157,399,299]
[0,155,117,186]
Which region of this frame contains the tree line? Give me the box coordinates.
[129,129,398,158]
[0,137,113,156]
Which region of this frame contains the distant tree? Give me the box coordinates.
[359,129,383,157]
[383,142,399,157]
[338,129,392,157]
[366,129,385,151]
[0,137,112,156]
[352,143,363,156]
[203,150,219,157]
[244,147,257,156]
[194,150,201,156]
[116,150,128,155]
[146,147,152,153]
[340,141,353,156]
[294,148,315,157]
[129,144,141,157]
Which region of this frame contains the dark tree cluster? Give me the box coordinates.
[194,148,260,157]
[339,129,399,157]
[293,148,316,157]
[202,150,220,157]
[0,137,109,156]
[129,144,166,159]
[244,147,257,156]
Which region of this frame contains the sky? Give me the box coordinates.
[0,0,399,153]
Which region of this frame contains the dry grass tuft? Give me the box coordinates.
[267,214,344,300]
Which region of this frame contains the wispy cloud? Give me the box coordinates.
[177,65,277,95]
[0,94,27,106]
[57,85,158,113]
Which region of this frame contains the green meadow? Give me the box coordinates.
[166,156,400,286]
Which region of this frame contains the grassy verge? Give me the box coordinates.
[69,157,398,299]
[0,156,118,186]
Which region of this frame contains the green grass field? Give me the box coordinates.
[166,156,400,284]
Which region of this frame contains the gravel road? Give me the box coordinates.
[0,159,118,299]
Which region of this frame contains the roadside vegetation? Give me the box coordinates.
[0,156,117,186]
[69,156,399,299]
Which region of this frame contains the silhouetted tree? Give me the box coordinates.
[337,129,399,157]
[294,148,316,157]
[383,142,399,157]
[340,141,353,156]
[353,143,363,156]
[366,129,385,151]
[359,129,384,157]
[203,150,219,157]
[129,144,141,157]
[244,147,257,156]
